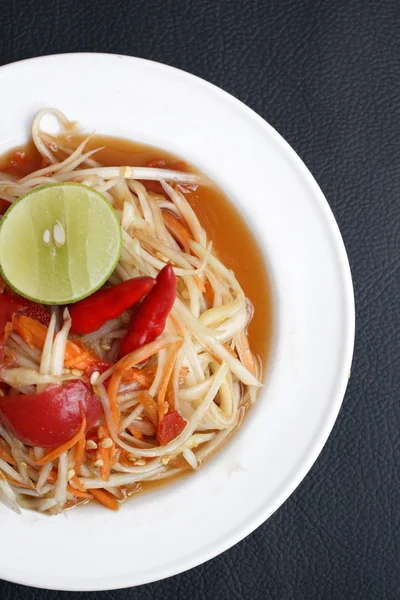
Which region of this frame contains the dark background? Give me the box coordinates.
[0,0,399,598]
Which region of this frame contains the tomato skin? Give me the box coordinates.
[0,381,103,447]
[157,410,186,446]
[84,361,111,379]
[0,295,24,344]
[20,300,51,326]
[69,277,155,335]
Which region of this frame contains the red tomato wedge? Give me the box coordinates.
[0,381,104,447]
[157,410,186,446]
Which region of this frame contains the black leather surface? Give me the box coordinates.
[0,0,399,598]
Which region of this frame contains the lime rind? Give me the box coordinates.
[0,183,122,305]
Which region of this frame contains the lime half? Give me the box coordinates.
[0,183,122,305]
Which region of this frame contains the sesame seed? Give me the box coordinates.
[99,438,113,449]
[127,454,137,462]
[43,229,51,244]
[71,368,83,376]
[101,343,111,351]
[134,459,146,466]
[90,371,100,385]
[67,469,75,480]
[93,459,104,468]
[53,221,66,247]
[119,312,130,324]
[20,461,27,468]
[161,456,170,465]
[86,440,97,450]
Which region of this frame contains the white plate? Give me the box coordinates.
[0,53,354,591]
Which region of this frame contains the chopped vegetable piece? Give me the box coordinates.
[13,315,103,373]
[90,488,119,510]
[69,276,156,335]
[138,391,158,426]
[161,209,192,253]
[157,410,187,446]
[119,265,177,357]
[0,381,103,447]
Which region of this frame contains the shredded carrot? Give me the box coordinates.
[107,338,180,428]
[115,338,173,373]
[223,343,238,359]
[235,331,256,375]
[122,365,156,388]
[5,477,34,489]
[13,315,47,348]
[90,488,119,511]
[67,486,92,499]
[138,391,158,426]
[194,276,206,293]
[64,351,93,369]
[35,414,86,466]
[73,435,86,474]
[127,425,144,440]
[162,209,192,254]
[46,469,57,483]
[70,474,86,492]
[106,370,123,427]
[169,314,183,336]
[204,279,214,308]
[97,425,114,481]
[157,342,182,423]
[13,315,100,370]
[0,447,17,466]
[166,388,175,412]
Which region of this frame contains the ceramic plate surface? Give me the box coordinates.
[0,53,354,591]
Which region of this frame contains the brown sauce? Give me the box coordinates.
[0,134,273,502]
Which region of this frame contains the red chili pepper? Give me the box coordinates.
[69,277,156,335]
[157,410,187,445]
[0,380,103,447]
[119,265,177,357]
